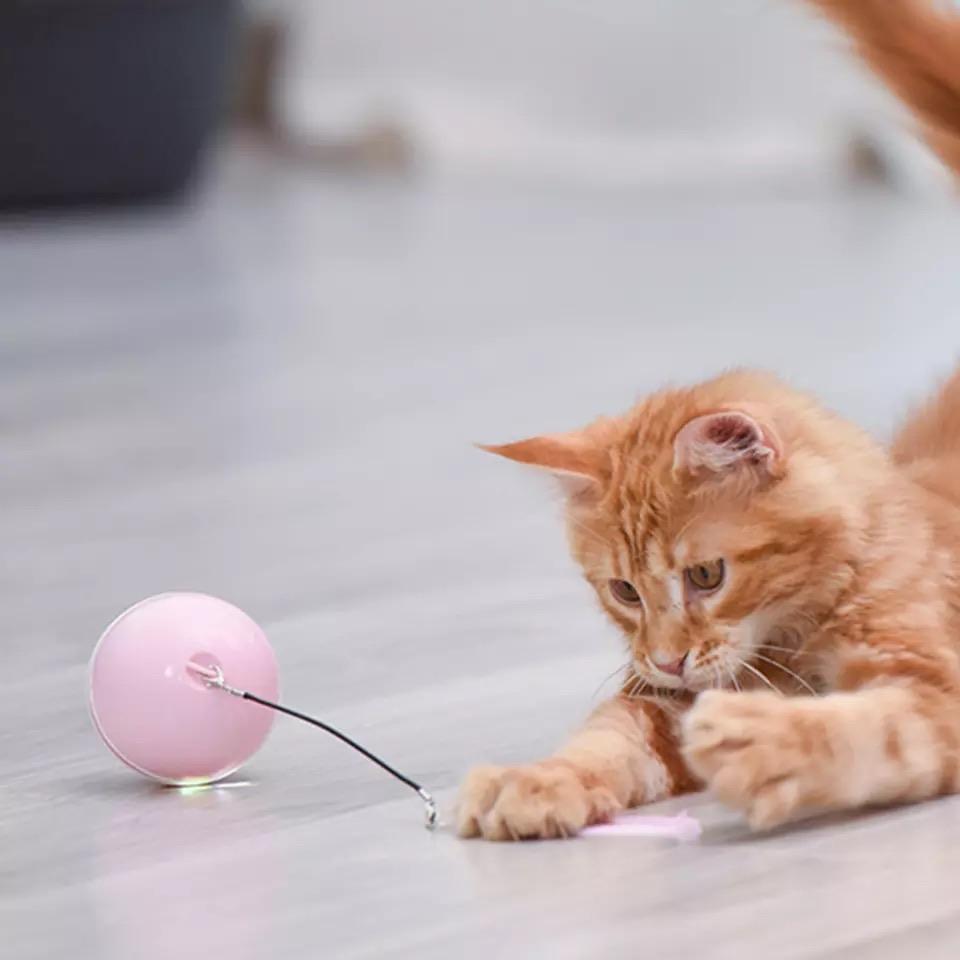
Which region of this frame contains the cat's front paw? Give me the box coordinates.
[455,762,620,841]
[682,690,831,830]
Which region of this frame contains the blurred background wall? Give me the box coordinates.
[271,0,948,192]
[1,0,949,210]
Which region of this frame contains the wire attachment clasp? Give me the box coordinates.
[418,788,438,830]
[186,661,244,697]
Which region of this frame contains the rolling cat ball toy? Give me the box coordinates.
[88,592,437,827]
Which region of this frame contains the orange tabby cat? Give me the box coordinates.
[457,369,960,839]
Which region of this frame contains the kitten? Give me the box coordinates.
[457,369,960,838]
[457,0,960,843]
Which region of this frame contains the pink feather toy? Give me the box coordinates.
[582,811,702,841]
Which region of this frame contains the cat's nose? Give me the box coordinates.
[652,653,688,677]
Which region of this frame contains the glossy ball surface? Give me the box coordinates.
[89,593,278,785]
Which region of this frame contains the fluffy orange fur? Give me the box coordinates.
[457,369,960,839]
[806,0,960,176]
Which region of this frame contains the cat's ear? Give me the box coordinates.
[479,432,604,499]
[673,410,783,480]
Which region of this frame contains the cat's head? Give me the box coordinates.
[485,371,871,693]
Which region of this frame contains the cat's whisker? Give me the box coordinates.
[753,653,818,696]
[702,658,724,691]
[737,658,783,696]
[539,494,609,547]
[592,661,631,701]
[780,609,825,639]
[624,671,653,700]
[562,514,610,548]
[758,643,810,659]
[671,512,702,548]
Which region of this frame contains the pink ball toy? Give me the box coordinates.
[89,592,279,785]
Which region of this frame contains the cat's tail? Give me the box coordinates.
[892,365,960,465]
[805,0,960,176]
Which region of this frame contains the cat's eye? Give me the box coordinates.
[686,559,725,592]
[609,579,643,606]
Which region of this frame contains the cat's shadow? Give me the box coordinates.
[701,811,861,845]
[699,796,952,845]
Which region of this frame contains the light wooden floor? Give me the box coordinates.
[5,152,960,959]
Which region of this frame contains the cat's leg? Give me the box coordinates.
[457,695,696,840]
[683,643,960,829]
